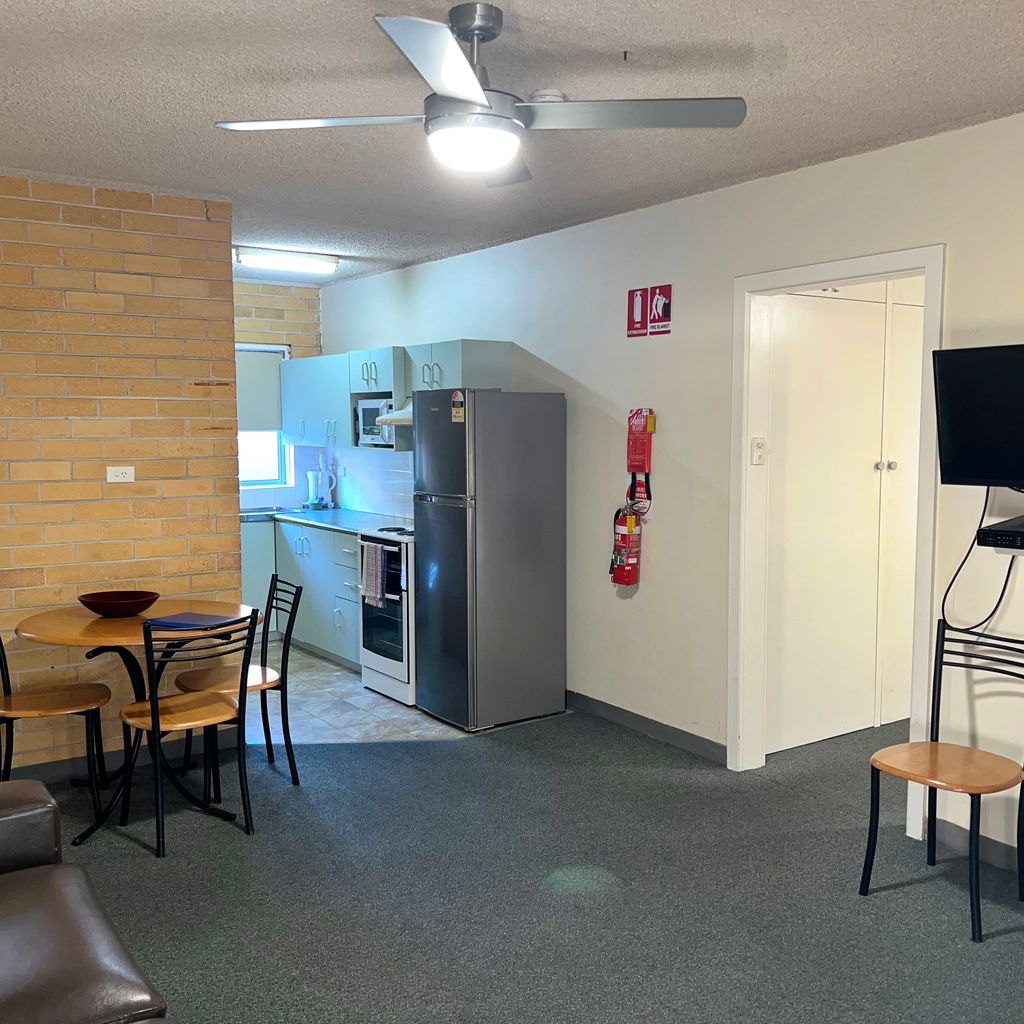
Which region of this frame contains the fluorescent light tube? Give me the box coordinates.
[234,247,339,275]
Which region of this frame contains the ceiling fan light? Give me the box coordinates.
[426,122,522,173]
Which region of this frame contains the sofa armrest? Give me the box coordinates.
[0,780,61,874]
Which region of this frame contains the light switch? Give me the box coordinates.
[106,466,135,483]
[750,437,767,466]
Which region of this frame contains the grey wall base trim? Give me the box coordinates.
[936,819,1018,874]
[9,728,237,786]
[566,691,727,765]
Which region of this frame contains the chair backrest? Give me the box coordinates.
[260,575,302,686]
[143,612,259,731]
[930,618,1024,744]
[0,634,10,699]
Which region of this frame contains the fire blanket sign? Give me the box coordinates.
[626,284,672,338]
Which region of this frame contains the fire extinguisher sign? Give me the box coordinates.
[626,284,672,338]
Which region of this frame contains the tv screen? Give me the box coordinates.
[934,344,1024,487]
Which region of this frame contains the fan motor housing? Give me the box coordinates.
[423,89,525,137]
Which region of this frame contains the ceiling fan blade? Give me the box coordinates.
[374,15,489,106]
[485,154,533,188]
[217,115,425,131]
[515,97,747,131]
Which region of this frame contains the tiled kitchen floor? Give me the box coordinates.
[244,642,467,744]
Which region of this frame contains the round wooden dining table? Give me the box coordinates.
[15,598,259,846]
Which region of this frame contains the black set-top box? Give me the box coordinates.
[977,516,1024,551]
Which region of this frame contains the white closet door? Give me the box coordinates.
[765,294,887,753]
[876,296,925,723]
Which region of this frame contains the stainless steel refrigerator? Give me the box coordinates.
[413,389,566,730]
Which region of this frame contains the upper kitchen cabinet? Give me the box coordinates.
[407,339,516,392]
[349,347,407,396]
[280,353,350,447]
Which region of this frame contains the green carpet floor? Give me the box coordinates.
[54,713,1024,1023]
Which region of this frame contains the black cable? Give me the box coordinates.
[941,485,1017,631]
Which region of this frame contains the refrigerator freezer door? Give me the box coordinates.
[413,389,470,498]
[413,495,472,728]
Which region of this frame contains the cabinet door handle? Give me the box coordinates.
[293,537,301,555]
[886,460,898,471]
[343,581,358,590]
[302,537,311,557]
[325,419,331,443]
[873,461,885,471]
[341,548,356,555]
[299,418,305,437]
[431,361,441,387]
[421,363,431,386]
[333,608,341,628]
[361,361,369,384]
[371,360,379,385]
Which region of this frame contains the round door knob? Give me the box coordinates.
[874,461,885,471]
[886,460,898,471]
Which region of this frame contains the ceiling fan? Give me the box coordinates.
[217,2,747,187]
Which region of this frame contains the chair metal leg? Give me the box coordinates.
[71,729,141,848]
[969,794,983,942]
[1,719,13,782]
[84,712,102,819]
[120,724,136,827]
[860,765,881,896]
[260,690,275,764]
[203,725,214,804]
[211,726,221,803]
[237,720,254,836]
[278,686,300,786]
[148,731,166,858]
[181,729,194,774]
[1017,784,1024,903]
[94,714,108,786]
[927,786,937,866]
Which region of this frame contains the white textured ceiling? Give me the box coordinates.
[3,0,1024,282]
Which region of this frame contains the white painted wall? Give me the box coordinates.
[321,112,1024,846]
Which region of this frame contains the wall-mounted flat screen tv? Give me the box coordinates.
[934,344,1024,487]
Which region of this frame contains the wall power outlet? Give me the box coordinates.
[106,466,135,483]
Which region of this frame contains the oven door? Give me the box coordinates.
[359,541,408,680]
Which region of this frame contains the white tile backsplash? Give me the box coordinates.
[240,444,412,519]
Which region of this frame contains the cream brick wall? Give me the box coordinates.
[233,282,320,357]
[0,174,239,769]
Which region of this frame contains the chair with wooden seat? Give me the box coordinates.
[176,575,303,785]
[0,633,109,816]
[860,619,1024,942]
[119,611,259,857]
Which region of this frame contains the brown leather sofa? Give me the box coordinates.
[0,780,174,1024]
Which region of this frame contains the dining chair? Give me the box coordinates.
[0,632,110,816]
[859,618,1024,942]
[175,575,304,785]
[119,611,259,858]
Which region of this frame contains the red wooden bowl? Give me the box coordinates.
[78,590,160,618]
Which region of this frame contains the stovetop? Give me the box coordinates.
[360,525,415,543]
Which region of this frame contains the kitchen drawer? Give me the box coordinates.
[331,597,360,664]
[336,564,360,603]
[333,532,359,568]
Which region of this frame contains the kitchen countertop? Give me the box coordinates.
[242,507,413,535]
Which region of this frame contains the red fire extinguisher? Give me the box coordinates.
[610,409,655,587]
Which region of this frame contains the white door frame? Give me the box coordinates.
[728,246,946,839]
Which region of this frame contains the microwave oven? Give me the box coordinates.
[356,397,395,447]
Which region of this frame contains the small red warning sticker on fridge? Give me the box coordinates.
[627,287,649,337]
[648,284,672,335]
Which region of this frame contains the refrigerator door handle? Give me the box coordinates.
[414,493,473,507]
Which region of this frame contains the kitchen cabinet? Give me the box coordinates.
[348,347,406,396]
[406,339,515,392]
[274,522,361,667]
[240,521,275,610]
[280,353,350,447]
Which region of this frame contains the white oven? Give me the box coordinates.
[358,528,415,705]
[356,398,395,447]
